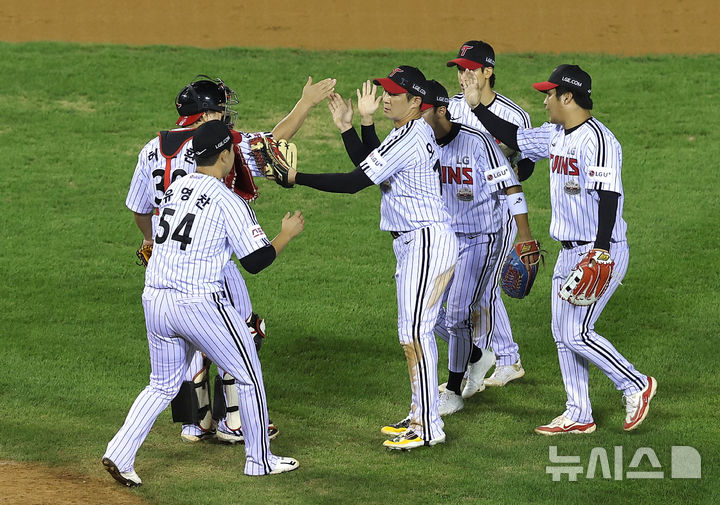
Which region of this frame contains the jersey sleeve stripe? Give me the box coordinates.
[587,118,607,166]
[377,122,414,157]
[495,94,532,128]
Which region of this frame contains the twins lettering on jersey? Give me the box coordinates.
[549,154,580,176]
[441,165,473,185]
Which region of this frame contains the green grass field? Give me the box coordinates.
[0,42,718,505]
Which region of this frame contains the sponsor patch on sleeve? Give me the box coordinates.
[485,164,512,184]
[248,225,267,244]
[366,149,386,171]
[586,165,617,183]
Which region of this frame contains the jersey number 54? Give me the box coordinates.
[155,208,196,251]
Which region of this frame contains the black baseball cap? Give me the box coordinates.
[373,66,428,97]
[193,120,233,159]
[533,64,592,98]
[446,40,496,70]
[420,80,450,111]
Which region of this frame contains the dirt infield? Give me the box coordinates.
[2,0,718,55]
[0,461,148,505]
[1,1,716,504]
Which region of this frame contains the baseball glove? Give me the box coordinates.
[136,242,153,267]
[246,312,266,352]
[500,240,544,299]
[559,248,615,306]
[249,135,296,188]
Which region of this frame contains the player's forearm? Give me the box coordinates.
[271,99,313,141]
[506,186,533,241]
[133,212,154,244]
[270,230,296,257]
[342,128,372,166]
[295,167,374,194]
[361,124,381,149]
[595,190,619,251]
[471,104,520,151]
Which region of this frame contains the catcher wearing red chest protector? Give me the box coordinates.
[461,64,656,435]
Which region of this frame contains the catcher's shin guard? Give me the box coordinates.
[218,372,241,430]
[194,359,214,432]
[170,381,199,423]
[171,358,213,427]
[212,374,226,422]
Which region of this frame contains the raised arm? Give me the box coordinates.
[461,71,520,151]
[271,76,336,141]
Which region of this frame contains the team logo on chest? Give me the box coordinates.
[564,180,581,195]
[456,187,473,201]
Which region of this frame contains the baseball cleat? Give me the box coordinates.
[381,416,410,437]
[180,424,215,443]
[534,415,596,436]
[383,430,446,450]
[484,360,525,387]
[462,350,496,399]
[439,379,466,394]
[216,419,279,444]
[268,457,299,475]
[623,376,657,431]
[438,389,464,417]
[102,457,142,487]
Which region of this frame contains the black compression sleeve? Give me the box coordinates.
[341,128,372,166]
[595,190,619,251]
[516,158,535,182]
[361,124,381,150]
[239,244,276,274]
[295,166,374,194]
[471,104,520,150]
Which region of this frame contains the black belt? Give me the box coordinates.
[561,240,591,250]
[390,231,410,239]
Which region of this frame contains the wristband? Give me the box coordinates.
[507,192,528,216]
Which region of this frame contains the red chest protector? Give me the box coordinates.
[224,130,259,202]
[157,128,259,203]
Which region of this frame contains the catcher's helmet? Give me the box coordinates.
[175,75,239,127]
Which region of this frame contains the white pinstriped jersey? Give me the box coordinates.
[517,118,628,242]
[359,119,451,232]
[438,124,520,234]
[145,173,270,294]
[126,129,267,215]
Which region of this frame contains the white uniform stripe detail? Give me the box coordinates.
[412,228,432,441]
[377,123,412,156]
[587,118,606,166]
[580,303,644,390]
[211,292,271,473]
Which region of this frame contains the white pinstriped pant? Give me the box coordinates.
[551,241,647,424]
[182,261,252,427]
[104,287,277,476]
[394,224,457,442]
[434,232,502,373]
[476,209,521,365]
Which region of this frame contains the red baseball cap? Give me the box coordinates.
[373,66,428,97]
[447,41,496,70]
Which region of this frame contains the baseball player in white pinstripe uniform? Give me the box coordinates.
[462,64,657,434]
[418,80,537,416]
[103,121,304,486]
[126,75,334,444]
[289,66,458,450]
[446,41,534,388]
